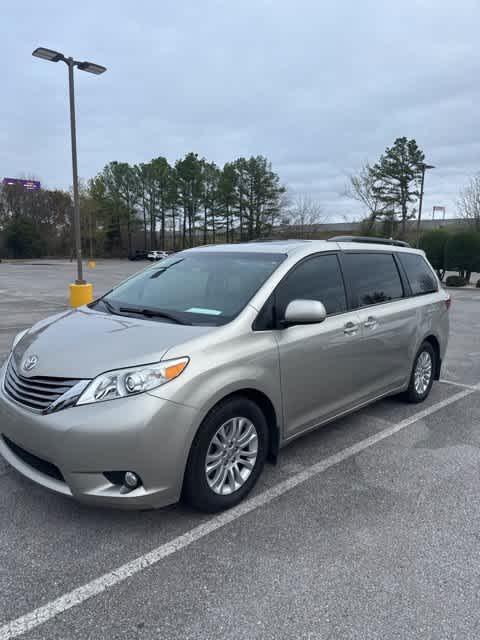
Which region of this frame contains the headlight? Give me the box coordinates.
[76,357,189,406]
[12,329,28,350]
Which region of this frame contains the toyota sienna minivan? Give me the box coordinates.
[0,237,450,512]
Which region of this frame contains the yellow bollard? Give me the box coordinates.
[69,283,94,308]
[87,260,96,269]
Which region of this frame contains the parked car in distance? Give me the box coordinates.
[147,250,168,261]
[128,250,149,261]
[0,237,450,513]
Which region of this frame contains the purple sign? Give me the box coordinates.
[2,178,41,191]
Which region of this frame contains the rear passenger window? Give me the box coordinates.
[276,254,347,315]
[398,253,438,295]
[342,253,403,308]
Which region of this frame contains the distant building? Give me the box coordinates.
[277,218,467,236]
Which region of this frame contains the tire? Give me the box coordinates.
[403,341,436,403]
[183,396,268,513]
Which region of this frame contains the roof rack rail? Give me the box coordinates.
[328,235,410,248]
[247,238,306,243]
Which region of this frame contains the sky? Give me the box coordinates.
[2,0,480,221]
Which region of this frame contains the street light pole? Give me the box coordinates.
[415,162,435,247]
[32,47,106,305]
[67,58,84,284]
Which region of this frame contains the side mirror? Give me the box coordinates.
[284,299,327,326]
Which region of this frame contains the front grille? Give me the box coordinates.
[2,435,64,482]
[4,358,80,413]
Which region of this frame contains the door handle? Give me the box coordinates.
[344,322,359,335]
[364,316,378,329]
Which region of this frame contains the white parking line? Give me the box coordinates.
[440,379,480,391]
[0,386,476,640]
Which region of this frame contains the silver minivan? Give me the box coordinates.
[0,238,450,512]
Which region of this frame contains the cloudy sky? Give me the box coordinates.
[2,0,479,220]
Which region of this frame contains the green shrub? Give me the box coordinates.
[445,275,466,287]
[419,229,450,280]
[5,218,45,258]
[444,231,480,283]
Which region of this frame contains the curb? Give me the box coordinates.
[443,286,480,291]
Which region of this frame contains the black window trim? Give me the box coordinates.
[337,249,407,311]
[393,252,412,297]
[252,250,350,331]
[252,248,426,331]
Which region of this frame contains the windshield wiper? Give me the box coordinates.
[149,259,184,279]
[90,297,117,314]
[118,306,189,325]
[101,298,117,314]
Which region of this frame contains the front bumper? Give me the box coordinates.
[0,369,198,509]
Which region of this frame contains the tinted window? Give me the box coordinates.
[398,253,438,295]
[276,254,347,315]
[342,252,403,308]
[104,251,285,325]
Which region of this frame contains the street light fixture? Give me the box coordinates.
[32,47,64,62]
[32,46,106,306]
[416,162,435,247]
[76,61,107,75]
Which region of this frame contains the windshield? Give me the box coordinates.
[101,251,285,325]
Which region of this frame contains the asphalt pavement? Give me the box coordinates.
[0,260,479,640]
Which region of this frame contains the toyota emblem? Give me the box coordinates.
[23,355,39,372]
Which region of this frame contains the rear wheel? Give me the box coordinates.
[183,397,268,512]
[404,342,436,403]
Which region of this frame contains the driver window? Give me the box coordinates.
[275,254,347,316]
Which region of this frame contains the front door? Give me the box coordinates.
[274,253,367,438]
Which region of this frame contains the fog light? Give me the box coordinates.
[124,471,139,488]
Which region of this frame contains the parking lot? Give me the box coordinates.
[1,259,480,640]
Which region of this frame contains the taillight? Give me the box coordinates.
[445,295,451,310]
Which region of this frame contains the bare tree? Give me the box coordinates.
[345,162,384,231]
[458,174,480,231]
[286,194,325,237]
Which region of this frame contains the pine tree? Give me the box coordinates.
[371,137,425,235]
[175,153,203,248]
[218,163,238,243]
[232,156,286,240]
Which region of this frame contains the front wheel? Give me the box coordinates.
[183,397,268,512]
[404,342,436,403]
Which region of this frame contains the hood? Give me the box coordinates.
[12,307,216,379]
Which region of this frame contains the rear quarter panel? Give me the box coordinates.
[409,291,450,368]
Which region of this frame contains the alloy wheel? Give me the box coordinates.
[205,417,258,495]
[414,351,432,395]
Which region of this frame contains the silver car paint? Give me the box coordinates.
[12,306,216,379]
[276,307,367,435]
[0,240,449,509]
